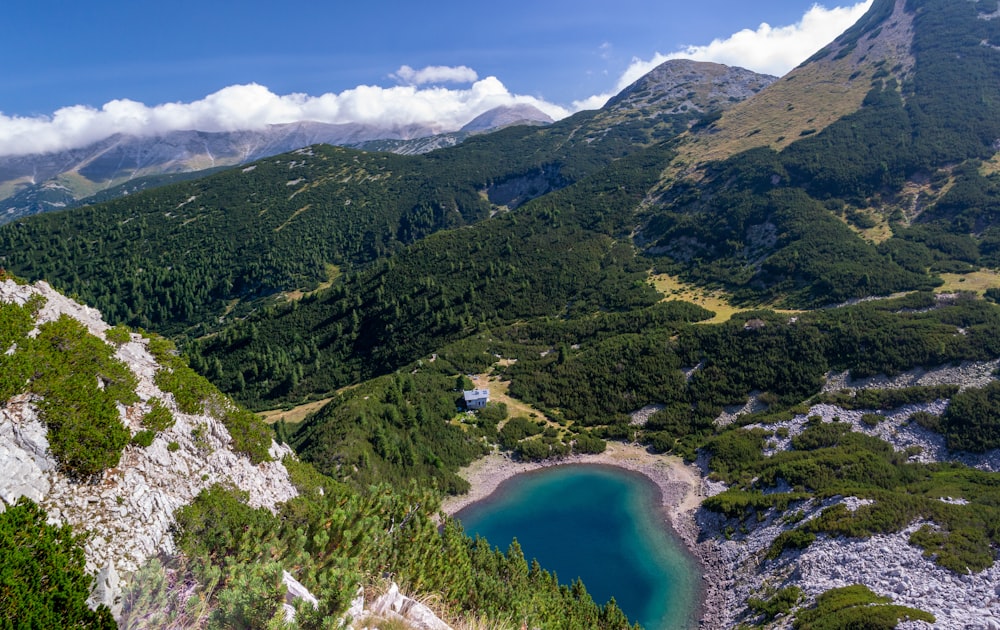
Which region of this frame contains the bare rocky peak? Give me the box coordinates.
[460,104,554,132]
[604,59,777,116]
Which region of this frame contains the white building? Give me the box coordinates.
[463,389,490,410]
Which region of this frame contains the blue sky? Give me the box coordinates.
[0,0,872,155]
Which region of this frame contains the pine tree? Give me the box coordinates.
[0,499,116,629]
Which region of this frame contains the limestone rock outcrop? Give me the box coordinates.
[363,582,453,630]
[282,570,320,623]
[698,382,1000,628]
[0,280,298,609]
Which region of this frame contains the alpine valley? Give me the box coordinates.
[3,0,1000,629]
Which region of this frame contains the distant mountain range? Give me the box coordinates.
[0,105,555,223]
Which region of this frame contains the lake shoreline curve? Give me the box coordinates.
[441,442,725,629]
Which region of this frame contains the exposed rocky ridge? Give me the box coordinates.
[605,60,776,118]
[690,360,1000,628]
[0,280,298,604]
[0,280,457,630]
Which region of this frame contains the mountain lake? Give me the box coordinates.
[455,464,700,630]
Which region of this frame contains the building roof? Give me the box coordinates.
[463,389,490,400]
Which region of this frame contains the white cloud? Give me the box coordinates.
[572,93,614,112]
[655,1,874,77]
[391,64,478,85]
[0,78,571,157]
[573,1,874,112]
[0,3,877,157]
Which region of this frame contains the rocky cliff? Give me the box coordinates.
[0,279,298,613]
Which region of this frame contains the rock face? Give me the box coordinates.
[0,406,52,507]
[282,570,320,623]
[364,582,453,630]
[694,359,1000,629]
[0,280,298,598]
[86,564,121,619]
[604,59,777,117]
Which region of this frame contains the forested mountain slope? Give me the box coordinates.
[1,144,494,337]
[0,113,542,223]
[0,62,771,339]
[192,0,1000,410]
[190,142,677,409]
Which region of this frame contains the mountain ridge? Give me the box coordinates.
[637,0,1000,307]
[605,59,775,115]
[0,106,552,224]
[668,0,915,173]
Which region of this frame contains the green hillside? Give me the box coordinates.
[641,0,1000,306]
[0,145,491,338]
[4,0,998,480]
[0,102,687,339]
[189,142,675,409]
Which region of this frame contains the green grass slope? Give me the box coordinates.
[641,0,1000,306]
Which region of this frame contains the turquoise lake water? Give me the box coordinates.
[455,464,700,630]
